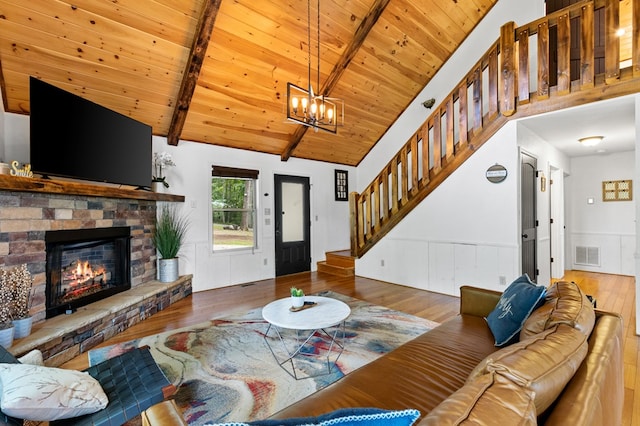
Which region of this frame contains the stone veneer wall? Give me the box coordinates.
[0,190,158,324]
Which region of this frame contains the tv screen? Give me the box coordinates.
[29,77,152,189]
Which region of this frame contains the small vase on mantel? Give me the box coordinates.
[151,180,164,193]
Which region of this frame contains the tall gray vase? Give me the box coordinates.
[158,258,179,282]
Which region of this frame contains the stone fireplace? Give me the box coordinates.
[0,175,191,365]
[45,226,132,318]
[0,176,183,324]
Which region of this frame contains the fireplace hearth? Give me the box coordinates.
[45,227,132,318]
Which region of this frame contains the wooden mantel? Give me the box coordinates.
[0,174,185,202]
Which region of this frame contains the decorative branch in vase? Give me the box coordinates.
[152,151,176,189]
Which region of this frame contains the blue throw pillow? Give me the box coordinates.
[205,408,421,426]
[485,274,546,347]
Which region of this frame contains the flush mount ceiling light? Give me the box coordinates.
[578,136,604,147]
[286,0,344,134]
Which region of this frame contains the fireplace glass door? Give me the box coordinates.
[45,227,131,318]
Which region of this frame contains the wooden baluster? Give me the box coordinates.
[444,99,455,161]
[357,195,365,248]
[557,13,571,95]
[538,21,550,99]
[488,48,499,120]
[500,22,516,116]
[372,177,381,232]
[400,146,409,206]
[420,125,430,186]
[581,3,595,88]
[382,169,390,223]
[431,115,442,173]
[633,0,640,77]
[517,27,530,105]
[391,157,399,215]
[472,69,483,133]
[604,0,620,83]
[410,136,419,194]
[457,84,468,150]
[364,189,372,239]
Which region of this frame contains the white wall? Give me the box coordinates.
[3,113,29,164]
[153,137,355,292]
[567,152,636,275]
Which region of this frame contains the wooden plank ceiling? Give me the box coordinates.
[0,0,497,166]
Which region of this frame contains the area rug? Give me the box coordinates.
[88,291,439,425]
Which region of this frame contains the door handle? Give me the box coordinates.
[522,233,528,239]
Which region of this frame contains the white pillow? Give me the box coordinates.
[17,349,44,366]
[0,364,108,421]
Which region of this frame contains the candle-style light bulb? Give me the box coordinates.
[310,102,317,119]
[291,96,299,114]
[301,97,308,114]
[327,107,334,123]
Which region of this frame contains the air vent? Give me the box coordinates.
[575,246,600,267]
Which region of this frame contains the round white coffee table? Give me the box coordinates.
[262,295,351,379]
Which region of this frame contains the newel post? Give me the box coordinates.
[500,21,516,117]
[349,191,359,257]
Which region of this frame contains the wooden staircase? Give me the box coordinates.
[350,0,640,259]
[317,250,355,276]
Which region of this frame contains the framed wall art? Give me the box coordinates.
[335,170,348,201]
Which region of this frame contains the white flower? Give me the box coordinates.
[153,152,176,186]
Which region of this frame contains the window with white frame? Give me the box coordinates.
[211,166,258,252]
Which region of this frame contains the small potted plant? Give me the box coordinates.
[0,269,15,348]
[152,151,176,192]
[290,287,305,308]
[10,264,34,339]
[153,204,189,282]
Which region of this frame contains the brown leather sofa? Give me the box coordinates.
[143,281,624,425]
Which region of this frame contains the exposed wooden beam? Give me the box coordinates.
[281,0,391,161]
[167,0,222,146]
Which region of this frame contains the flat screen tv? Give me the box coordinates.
[29,76,152,189]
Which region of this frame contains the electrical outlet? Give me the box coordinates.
[499,276,507,285]
[381,259,385,267]
[263,258,268,266]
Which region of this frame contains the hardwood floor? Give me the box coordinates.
[62,270,636,424]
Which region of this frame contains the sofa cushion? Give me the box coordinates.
[485,274,546,346]
[0,363,108,421]
[520,281,595,340]
[467,324,588,414]
[418,371,536,425]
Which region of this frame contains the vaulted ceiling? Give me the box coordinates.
[0,0,497,166]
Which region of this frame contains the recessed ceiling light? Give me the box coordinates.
[578,136,604,147]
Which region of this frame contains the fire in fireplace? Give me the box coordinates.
[45,227,131,318]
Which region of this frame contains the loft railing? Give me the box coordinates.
[350,0,640,258]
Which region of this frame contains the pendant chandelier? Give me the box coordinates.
[286,0,344,134]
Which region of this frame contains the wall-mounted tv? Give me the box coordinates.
[29,77,152,189]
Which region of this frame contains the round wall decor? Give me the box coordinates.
[486,164,507,183]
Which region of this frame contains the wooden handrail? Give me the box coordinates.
[350,0,640,258]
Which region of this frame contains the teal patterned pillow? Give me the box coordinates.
[486,274,546,347]
[205,408,421,426]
